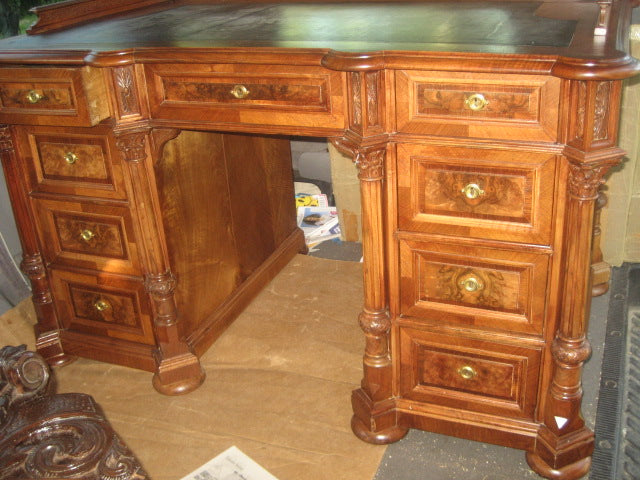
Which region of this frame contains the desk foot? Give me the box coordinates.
[351,388,408,445]
[152,351,206,395]
[526,452,591,480]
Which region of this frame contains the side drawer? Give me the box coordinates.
[396,71,560,142]
[0,67,110,126]
[397,144,557,245]
[17,125,128,200]
[399,237,549,335]
[399,326,542,419]
[31,198,141,275]
[49,269,155,346]
[146,63,346,131]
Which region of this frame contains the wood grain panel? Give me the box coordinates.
[31,197,140,274]
[0,67,109,126]
[146,64,346,132]
[397,144,557,244]
[155,130,298,342]
[399,237,550,335]
[399,326,542,418]
[396,71,560,141]
[49,268,154,345]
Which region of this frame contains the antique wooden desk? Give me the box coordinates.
[0,0,637,478]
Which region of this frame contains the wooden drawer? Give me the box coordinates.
[0,67,110,126]
[399,237,549,335]
[18,125,127,200]
[50,269,154,345]
[397,144,556,244]
[399,326,541,419]
[396,71,560,141]
[146,64,346,131]
[32,198,141,275]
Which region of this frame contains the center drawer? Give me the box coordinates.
[146,64,346,131]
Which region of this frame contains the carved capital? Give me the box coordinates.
[551,335,592,366]
[330,137,386,181]
[567,160,614,200]
[144,271,176,299]
[115,130,148,163]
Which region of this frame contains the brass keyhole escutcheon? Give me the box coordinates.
[80,229,95,242]
[230,84,250,99]
[459,276,483,292]
[26,90,43,104]
[64,152,78,165]
[461,183,485,200]
[458,365,477,380]
[94,299,110,312]
[464,93,488,111]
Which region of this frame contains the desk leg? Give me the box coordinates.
[331,138,407,444]
[0,125,75,367]
[116,127,205,395]
[527,156,620,479]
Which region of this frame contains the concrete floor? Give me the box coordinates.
[373,293,610,480]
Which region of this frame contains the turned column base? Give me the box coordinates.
[526,452,591,480]
[351,388,408,445]
[36,330,77,368]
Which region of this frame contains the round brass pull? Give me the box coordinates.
[458,365,477,380]
[80,229,95,242]
[26,90,43,104]
[94,299,110,312]
[461,183,485,200]
[464,93,488,111]
[230,84,250,99]
[63,152,78,165]
[459,276,483,292]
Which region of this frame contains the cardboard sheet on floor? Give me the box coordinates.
[0,255,384,480]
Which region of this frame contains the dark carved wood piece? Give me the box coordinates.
[0,345,149,480]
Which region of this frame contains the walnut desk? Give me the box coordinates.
[0,1,638,478]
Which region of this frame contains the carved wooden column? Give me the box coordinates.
[0,126,74,367]
[114,124,204,395]
[330,67,408,443]
[527,79,624,479]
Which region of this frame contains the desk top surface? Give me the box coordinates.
[0,0,636,74]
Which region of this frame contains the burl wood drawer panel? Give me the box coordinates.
[17,125,127,200]
[146,64,346,130]
[0,67,110,126]
[49,269,154,345]
[397,144,557,244]
[399,238,549,335]
[399,326,542,419]
[31,198,141,274]
[396,71,560,141]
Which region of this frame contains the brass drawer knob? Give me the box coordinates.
[464,93,488,111]
[459,276,483,292]
[461,183,485,200]
[230,84,250,99]
[458,365,477,380]
[26,90,43,104]
[80,229,95,242]
[63,152,78,165]
[94,299,111,312]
